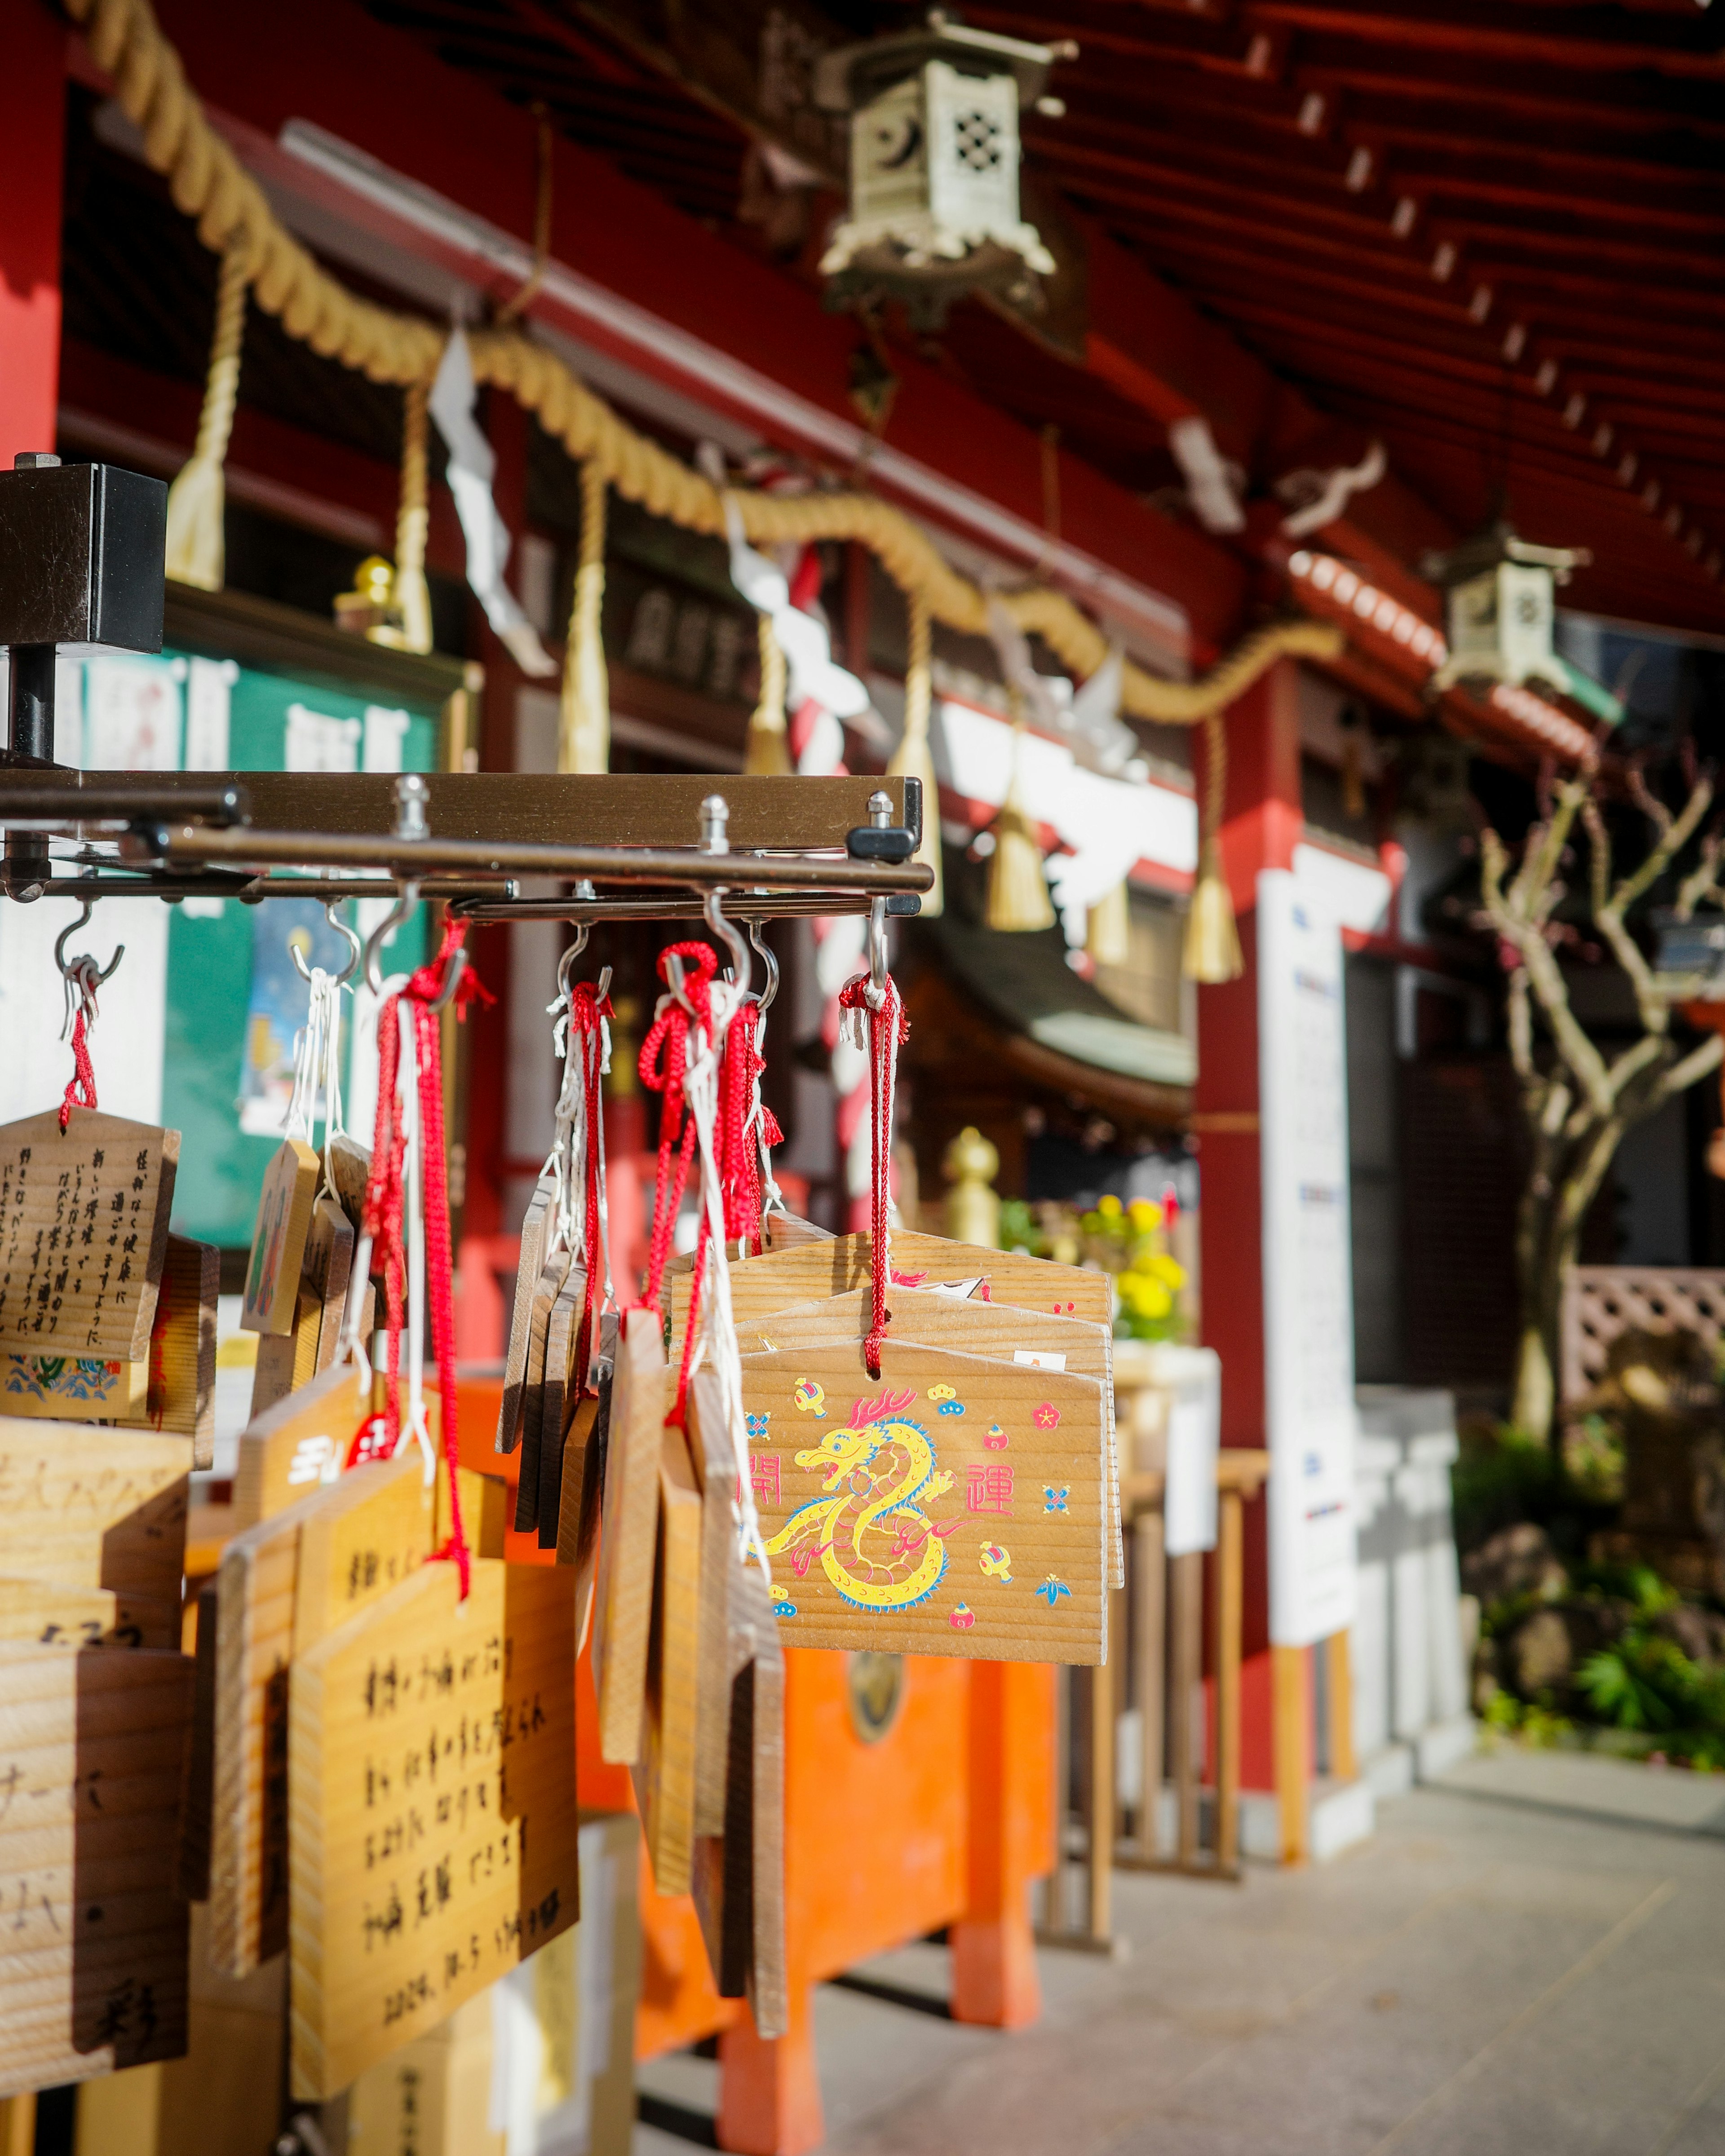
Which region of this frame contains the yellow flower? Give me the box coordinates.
[1127,1198,1162,1231]
[1119,1272,1172,1318]
[1147,1252,1186,1290]
[1097,1193,1123,1218]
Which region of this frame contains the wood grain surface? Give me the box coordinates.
[288,1559,580,2098]
[0,1643,194,2094]
[632,1426,701,1897]
[0,1422,190,1610]
[495,1177,553,1456]
[592,1309,667,1766]
[0,1109,179,1361]
[241,1137,320,1337]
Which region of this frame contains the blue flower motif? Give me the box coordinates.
[746,1412,770,1438]
[937,1400,965,1416]
[1043,1485,1070,1514]
[772,1597,798,1619]
[1034,1575,1072,1607]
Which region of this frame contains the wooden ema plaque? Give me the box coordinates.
[0,1577,177,1651]
[306,1196,355,1378]
[251,1287,323,1421]
[671,1231,1113,1352]
[630,1426,701,1897]
[739,1339,1108,1663]
[233,1363,374,1530]
[211,1451,434,1977]
[752,1283,1124,1586]
[690,1563,785,2038]
[0,1349,148,1422]
[591,1308,667,1765]
[495,1175,554,1457]
[288,1558,580,2099]
[0,1109,179,1361]
[241,1136,320,1337]
[144,1234,220,1469]
[535,1267,586,1548]
[0,1643,195,2096]
[0,1421,189,1614]
[686,1373,738,1838]
[554,1393,603,1652]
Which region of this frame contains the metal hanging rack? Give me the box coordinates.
[0,458,932,924]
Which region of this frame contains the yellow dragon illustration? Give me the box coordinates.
[765,1385,958,1612]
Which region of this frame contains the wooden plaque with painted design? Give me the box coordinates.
[738,1340,1107,1664]
[0,1109,179,1361]
[288,1557,580,2097]
[241,1136,320,1337]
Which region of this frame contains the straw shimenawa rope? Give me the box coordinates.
[743,615,792,776]
[1183,711,1245,983]
[163,237,247,590]
[560,459,610,773]
[68,0,1342,730]
[380,376,434,654]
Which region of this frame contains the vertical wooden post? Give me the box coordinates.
[1272,1643,1311,1865]
[1169,1550,1203,1867]
[1133,1507,1165,1857]
[1214,1488,1244,1878]
[1085,1588,1122,1940]
[1324,1629,1358,1784]
[952,1661,1051,2028]
[717,1988,823,2156]
[0,0,66,469]
[0,2096,35,2156]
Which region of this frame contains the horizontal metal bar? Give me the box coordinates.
[146,824,935,894]
[0,770,920,852]
[451,890,902,923]
[0,780,249,824]
[15,873,519,904]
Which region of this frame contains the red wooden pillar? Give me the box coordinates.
[0,0,67,470]
[1194,659,1302,1798]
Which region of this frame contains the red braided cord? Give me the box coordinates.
[637,943,717,1311]
[836,974,909,1378]
[566,980,613,1393]
[354,920,482,1596]
[58,1003,98,1133]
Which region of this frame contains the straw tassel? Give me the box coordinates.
[744,612,793,775]
[986,718,1055,932]
[391,379,434,654]
[886,587,942,915]
[559,460,610,773]
[1086,878,1131,967]
[1183,711,1243,982]
[164,240,247,592]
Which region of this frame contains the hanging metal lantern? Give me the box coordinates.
[814,9,1074,326]
[1422,519,1595,702]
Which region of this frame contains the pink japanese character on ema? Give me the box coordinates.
[751,1454,781,1507]
[965,1463,1014,1516]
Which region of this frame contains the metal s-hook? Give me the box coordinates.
[746,918,779,1016]
[423,941,470,1013]
[864,788,892,1010]
[292,902,363,988]
[54,901,124,990]
[703,885,751,1001]
[363,884,417,994]
[556,923,591,1005]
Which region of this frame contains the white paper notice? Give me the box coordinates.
[1163,1347,1221,1558]
[1258,866,1358,1646]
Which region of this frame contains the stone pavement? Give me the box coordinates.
[637,1747,1725,2155]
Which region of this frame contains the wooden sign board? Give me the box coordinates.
[241,1136,320,1337]
[496,1175,555,1456]
[513,1255,569,1537]
[233,1363,373,1530]
[690,1564,785,2039]
[141,1233,220,1469]
[671,1231,1112,1355]
[591,1308,667,1766]
[739,1340,1107,1663]
[289,1558,581,2098]
[763,1212,834,1252]
[0,1421,190,1609]
[0,1108,179,1361]
[631,1427,701,1897]
[752,1283,1124,1587]
[0,1575,176,1650]
[210,1452,434,1977]
[0,1643,194,2096]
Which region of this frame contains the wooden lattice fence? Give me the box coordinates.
[1561,1266,1725,1405]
